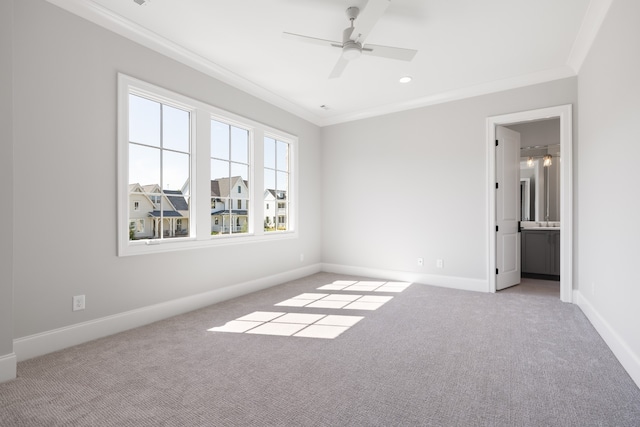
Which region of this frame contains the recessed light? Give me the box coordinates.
[399,76,412,84]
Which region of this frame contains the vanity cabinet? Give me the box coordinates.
[521,229,560,277]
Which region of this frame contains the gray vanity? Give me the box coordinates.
[521,227,560,279]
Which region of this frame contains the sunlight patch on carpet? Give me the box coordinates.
[275,293,393,310]
[317,280,411,293]
[208,312,364,339]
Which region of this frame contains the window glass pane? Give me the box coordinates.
[211,159,229,181]
[231,163,249,182]
[230,127,248,163]
[162,151,189,191]
[264,168,275,193]
[264,137,276,169]
[211,120,229,160]
[129,144,160,186]
[129,94,160,147]
[276,140,289,172]
[277,171,289,193]
[162,105,189,152]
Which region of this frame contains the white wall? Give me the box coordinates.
[0,0,16,382]
[11,0,322,347]
[321,79,577,290]
[577,0,640,385]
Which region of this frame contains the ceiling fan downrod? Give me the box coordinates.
[342,7,362,60]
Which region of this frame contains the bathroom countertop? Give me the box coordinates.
[521,227,560,231]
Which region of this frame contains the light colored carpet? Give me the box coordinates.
[1,274,639,426]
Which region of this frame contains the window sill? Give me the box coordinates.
[119,231,298,256]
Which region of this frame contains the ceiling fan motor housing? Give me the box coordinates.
[342,25,362,60]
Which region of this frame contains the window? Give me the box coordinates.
[210,119,250,235]
[127,91,191,242]
[264,137,290,232]
[118,74,297,256]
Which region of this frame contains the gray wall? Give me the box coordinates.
[0,0,15,362]
[11,0,322,339]
[510,119,561,148]
[321,78,577,284]
[578,0,640,362]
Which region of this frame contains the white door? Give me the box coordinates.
[496,126,521,290]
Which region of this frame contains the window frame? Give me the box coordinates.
[118,73,298,256]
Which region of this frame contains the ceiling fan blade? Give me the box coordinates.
[282,32,341,48]
[351,0,391,43]
[362,44,417,61]
[329,57,349,79]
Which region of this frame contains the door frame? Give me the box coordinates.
[487,104,573,302]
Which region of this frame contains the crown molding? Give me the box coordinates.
[566,0,613,73]
[45,0,324,126]
[318,66,577,127]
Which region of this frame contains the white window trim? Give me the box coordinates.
[118,73,298,256]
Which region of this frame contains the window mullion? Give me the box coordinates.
[195,109,210,241]
[252,128,264,236]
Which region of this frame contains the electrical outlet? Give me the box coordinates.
[436,259,444,268]
[73,295,85,312]
[417,258,424,267]
[300,253,305,262]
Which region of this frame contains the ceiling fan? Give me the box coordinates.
[283,0,417,79]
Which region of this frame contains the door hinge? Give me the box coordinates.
[495,140,499,146]
[495,182,499,189]
[496,268,499,275]
[496,225,499,232]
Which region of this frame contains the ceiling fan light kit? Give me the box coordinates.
[283,0,417,79]
[342,42,362,60]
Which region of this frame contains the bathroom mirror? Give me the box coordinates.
[507,118,561,222]
[519,148,560,222]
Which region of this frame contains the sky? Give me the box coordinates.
[129,94,289,195]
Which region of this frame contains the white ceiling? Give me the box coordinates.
[47,0,610,126]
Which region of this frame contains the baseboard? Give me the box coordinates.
[14,263,322,362]
[576,291,640,389]
[0,352,17,383]
[321,263,488,293]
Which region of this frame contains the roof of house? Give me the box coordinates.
[148,210,183,218]
[265,189,287,200]
[141,184,160,193]
[211,210,248,216]
[164,190,189,211]
[211,176,248,197]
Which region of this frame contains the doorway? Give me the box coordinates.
[487,105,573,302]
